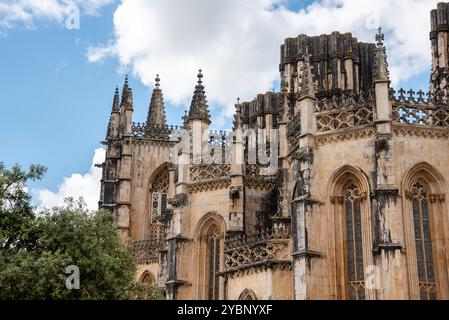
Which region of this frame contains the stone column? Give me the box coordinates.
[372,30,405,299]
[291,91,322,300]
[116,137,132,240]
[229,126,245,234]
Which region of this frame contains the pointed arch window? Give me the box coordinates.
[207,226,221,300]
[411,181,437,300]
[140,271,156,285]
[150,168,169,222]
[238,289,257,300]
[330,167,375,300]
[344,184,365,300]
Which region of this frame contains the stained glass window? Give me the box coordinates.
[411,181,437,300]
[207,227,220,300]
[151,192,160,222]
[150,168,169,222]
[345,184,365,300]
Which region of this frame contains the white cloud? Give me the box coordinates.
[33,148,105,211]
[88,0,439,126]
[0,0,113,31]
[87,42,116,63]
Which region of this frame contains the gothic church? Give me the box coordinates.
[99,3,449,300]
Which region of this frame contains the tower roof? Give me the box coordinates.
[146,74,168,129]
[187,70,211,124]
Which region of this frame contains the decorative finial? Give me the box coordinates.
[124,74,129,86]
[237,97,240,104]
[197,69,203,83]
[115,85,119,95]
[155,74,160,88]
[376,27,385,47]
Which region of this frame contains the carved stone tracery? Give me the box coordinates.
[223,226,291,273]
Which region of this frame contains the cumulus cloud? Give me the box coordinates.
[33,148,105,211]
[87,0,439,125]
[0,0,113,31]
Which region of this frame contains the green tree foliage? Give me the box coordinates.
[130,283,166,301]
[0,162,46,251]
[0,162,165,300]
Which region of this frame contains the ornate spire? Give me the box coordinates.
[375,27,385,47]
[146,74,167,129]
[233,98,242,130]
[112,86,120,113]
[300,49,316,97]
[187,69,211,124]
[182,110,189,128]
[374,27,390,81]
[121,75,133,110]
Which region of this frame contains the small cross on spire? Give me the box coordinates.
[376,27,385,47]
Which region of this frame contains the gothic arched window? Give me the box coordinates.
[344,184,365,300]
[207,226,221,300]
[411,181,437,300]
[238,289,258,300]
[150,168,169,222]
[195,213,225,300]
[140,271,156,285]
[329,167,374,300]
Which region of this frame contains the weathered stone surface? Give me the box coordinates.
[100,3,449,301]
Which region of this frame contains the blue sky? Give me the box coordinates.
[0,0,434,208]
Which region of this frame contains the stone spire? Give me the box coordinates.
[146,74,167,129]
[121,75,133,110]
[374,27,390,82]
[299,49,316,97]
[107,86,121,139]
[233,98,242,130]
[187,70,211,124]
[112,86,120,113]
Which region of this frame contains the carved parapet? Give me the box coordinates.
[190,164,230,182]
[245,164,278,191]
[133,240,161,264]
[223,226,291,274]
[133,237,166,265]
[188,178,232,193]
[315,105,374,133]
[391,89,449,128]
[132,122,183,140]
[133,223,167,264]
